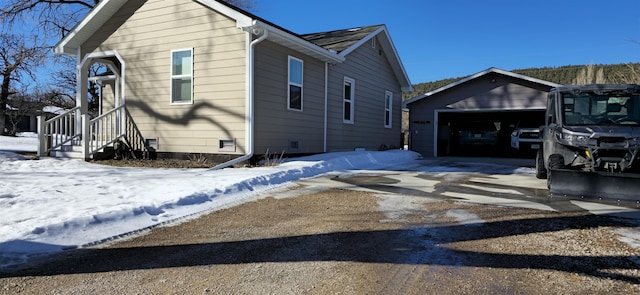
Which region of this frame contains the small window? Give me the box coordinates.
[343,77,355,124]
[384,91,393,128]
[288,56,303,111]
[547,94,556,125]
[171,49,193,104]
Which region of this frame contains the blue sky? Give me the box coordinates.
[254,0,640,84]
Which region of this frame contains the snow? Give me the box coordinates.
[1,133,639,269]
[0,132,39,153]
[0,133,424,268]
[445,209,484,226]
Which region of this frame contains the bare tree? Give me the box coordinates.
[0,1,96,39]
[5,90,40,135]
[0,34,46,135]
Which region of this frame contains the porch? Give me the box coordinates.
[36,105,148,160]
[36,51,149,160]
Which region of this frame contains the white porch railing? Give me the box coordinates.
[86,105,124,156]
[38,105,148,160]
[37,106,81,156]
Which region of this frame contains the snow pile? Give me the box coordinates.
[0,138,421,268]
[2,133,638,270]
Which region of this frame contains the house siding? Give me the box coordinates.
[82,0,248,155]
[326,37,403,152]
[407,73,551,157]
[253,40,327,154]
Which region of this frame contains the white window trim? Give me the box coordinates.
[170,48,194,105]
[384,90,393,128]
[343,77,355,124]
[287,56,303,111]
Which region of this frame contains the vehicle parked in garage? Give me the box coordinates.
[458,121,499,147]
[510,124,541,151]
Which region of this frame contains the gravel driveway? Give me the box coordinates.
[1,169,639,294]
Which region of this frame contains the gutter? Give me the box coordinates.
[211,26,268,169]
[323,62,328,152]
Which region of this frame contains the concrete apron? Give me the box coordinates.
[289,162,640,222]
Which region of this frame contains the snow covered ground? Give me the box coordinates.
[0,133,429,268]
[1,133,638,269]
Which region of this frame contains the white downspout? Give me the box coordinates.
[323,62,328,152]
[212,27,268,169]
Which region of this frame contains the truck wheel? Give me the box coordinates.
[548,154,565,170]
[535,149,547,179]
[547,154,565,190]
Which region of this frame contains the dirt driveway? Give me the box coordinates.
[2,167,640,294]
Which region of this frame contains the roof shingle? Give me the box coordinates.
[300,25,383,53]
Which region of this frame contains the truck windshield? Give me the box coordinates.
[562,92,640,126]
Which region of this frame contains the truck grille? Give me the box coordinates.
[598,137,625,144]
[598,137,627,148]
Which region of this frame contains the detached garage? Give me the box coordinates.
[404,68,561,158]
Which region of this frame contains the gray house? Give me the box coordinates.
[404,67,560,158]
[43,0,412,166]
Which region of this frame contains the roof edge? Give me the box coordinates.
[195,0,255,27]
[404,67,562,106]
[254,20,344,63]
[54,0,129,56]
[339,25,412,91]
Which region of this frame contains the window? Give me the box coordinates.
[288,56,303,111]
[171,49,193,104]
[343,77,355,123]
[384,91,393,128]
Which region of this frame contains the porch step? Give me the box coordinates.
[49,145,84,159]
[49,145,116,160]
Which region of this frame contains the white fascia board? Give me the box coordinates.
[404,67,562,107]
[194,0,253,27]
[490,68,563,88]
[339,26,413,91]
[254,20,343,64]
[54,0,128,56]
[196,1,341,63]
[379,29,413,91]
[338,26,385,58]
[404,70,494,107]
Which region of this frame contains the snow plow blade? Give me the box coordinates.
[548,169,640,205]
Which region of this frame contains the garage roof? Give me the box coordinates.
[404,67,562,107]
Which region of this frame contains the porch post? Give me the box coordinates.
[82,114,91,160]
[116,75,123,137]
[36,116,46,157]
[77,58,90,156]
